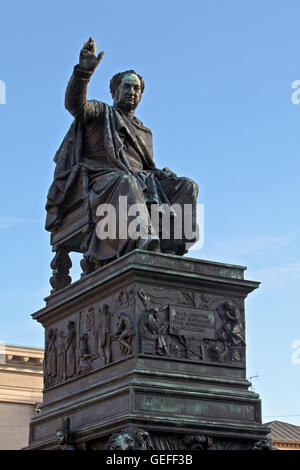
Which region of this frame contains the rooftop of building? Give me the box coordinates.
[264,420,300,443]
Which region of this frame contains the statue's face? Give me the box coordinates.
[114,73,142,112]
[56,431,65,444]
[111,433,135,450]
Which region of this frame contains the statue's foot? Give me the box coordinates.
[160,241,188,256]
[175,245,188,256]
[80,257,95,276]
[138,236,160,252]
[81,256,109,277]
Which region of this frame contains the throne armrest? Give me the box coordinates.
[51,167,94,252]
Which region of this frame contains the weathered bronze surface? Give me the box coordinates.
[45,38,198,290]
[27,251,270,450]
[105,426,151,450]
[56,417,77,450]
[27,41,270,450]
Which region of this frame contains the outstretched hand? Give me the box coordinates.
[161,167,177,178]
[79,37,104,72]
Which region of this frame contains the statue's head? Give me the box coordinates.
[150,307,160,318]
[110,70,145,112]
[105,426,150,450]
[56,430,65,444]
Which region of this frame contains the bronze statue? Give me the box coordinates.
[65,321,76,378]
[45,37,199,280]
[105,426,151,450]
[45,328,57,386]
[98,304,112,364]
[147,307,169,356]
[56,330,66,383]
[78,333,92,374]
[114,313,135,356]
[56,417,77,450]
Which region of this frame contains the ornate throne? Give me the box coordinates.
[49,167,95,293]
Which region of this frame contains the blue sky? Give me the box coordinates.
[0,0,300,425]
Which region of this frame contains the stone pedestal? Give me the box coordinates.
[27,250,269,450]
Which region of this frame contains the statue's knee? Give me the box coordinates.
[119,173,137,187]
[179,177,198,196]
[118,173,143,200]
[189,179,199,197]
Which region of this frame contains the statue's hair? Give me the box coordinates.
[110,70,145,98]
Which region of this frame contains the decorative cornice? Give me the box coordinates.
[0,344,44,404]
[0,344,44,370]
[0,385,43,404]
[273,440,300,449]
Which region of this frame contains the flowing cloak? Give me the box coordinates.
[45,102,172,233]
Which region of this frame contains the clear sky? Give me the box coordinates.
[0,0,300,425]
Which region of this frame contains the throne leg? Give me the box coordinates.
[80,220,102,277]
[50,247,72,292]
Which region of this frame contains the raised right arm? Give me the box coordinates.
[65,38,104,124]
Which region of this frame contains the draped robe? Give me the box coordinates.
[45,66,199,263]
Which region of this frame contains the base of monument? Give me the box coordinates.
[26,250,270,450]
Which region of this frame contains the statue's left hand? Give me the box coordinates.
[161,167,177,178]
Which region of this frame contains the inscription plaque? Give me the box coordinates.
[141,339,156,354]
[169,305,215,339]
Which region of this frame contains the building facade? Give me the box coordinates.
[0,344,44,450]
